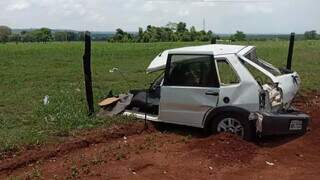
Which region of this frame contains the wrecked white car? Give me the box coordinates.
[103,44,309,140]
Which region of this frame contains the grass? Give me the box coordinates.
[0,40,319,152]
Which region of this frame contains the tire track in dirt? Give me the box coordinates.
[0,122,153,173]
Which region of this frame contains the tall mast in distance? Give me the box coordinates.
[203,18,206,31]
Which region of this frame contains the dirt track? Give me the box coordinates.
[1,93,320,179]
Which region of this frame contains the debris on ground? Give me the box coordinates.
[265,161,275,166]
[97,94,133,118]
[43,95,49,105]
[98,97,120,107]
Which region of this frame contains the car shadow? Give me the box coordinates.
[255,134,303,148]
[151,122,205,138]
[149,121,304,147]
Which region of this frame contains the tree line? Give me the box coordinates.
[0,26,85,43]
[0,23,319,43]
[110,22,218,42]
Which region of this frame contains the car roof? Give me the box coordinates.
[169,44,246,54]
[147,44,252,73]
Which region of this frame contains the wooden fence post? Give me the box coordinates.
[211,37,216,44]
[83,31,94,115]
[287,32,295,70]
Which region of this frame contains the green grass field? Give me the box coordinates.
[0,41,319,152]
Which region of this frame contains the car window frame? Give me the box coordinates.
[215,58,241,86]
[243,49,282,76]
[163,53,220,88]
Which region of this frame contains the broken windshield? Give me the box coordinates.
[244,49,282,76]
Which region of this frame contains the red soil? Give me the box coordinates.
[1,92,320,179]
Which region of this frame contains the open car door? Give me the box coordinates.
[159,53,220,128]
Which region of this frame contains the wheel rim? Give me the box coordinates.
[217,118,244,137]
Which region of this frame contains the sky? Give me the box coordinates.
[0,0,319,34]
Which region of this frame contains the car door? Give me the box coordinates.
[159,54,220,127]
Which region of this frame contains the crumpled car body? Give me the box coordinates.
[121,44,309,139]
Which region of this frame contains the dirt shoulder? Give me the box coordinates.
[1,92,320,180]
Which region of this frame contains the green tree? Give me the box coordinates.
[233,31,246,41]
[113,28,125,41]
[21,28,53,43]
[176,22,187,33]
[66,31,78,41]
[229,35,235,42]
[181,32,192,41]
[30,30,43,42]
[54,32,67,41]
[78,32,85,41]
[171,33,179,41]
[111,28,133,42]
[39,28,52,42]
[161,27,173,42]
[304,30,317,40]
[0,26,12,43]
[20,30,28,42]
[165,22,178,31]
[21,31,35,42]
[142,32,151,42]
[165,22,178,32]
[110,22,216,43]
[138,27,144,42]
[197,30,210,41]
[207,30,213,38]
[190,26,197,41]
[9,33,21,43]
[54,31,79,42]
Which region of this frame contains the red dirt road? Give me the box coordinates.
[1,93,320,179]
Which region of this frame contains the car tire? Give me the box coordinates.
[211,113,256,141]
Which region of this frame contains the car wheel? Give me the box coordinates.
[211,113,256,141]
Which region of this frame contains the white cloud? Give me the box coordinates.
[178,9,190,17]
[0,0,319,33]
[6,0,30,11]
[191,1,216,7]
[142,2,156,12]
[244,4,273,14]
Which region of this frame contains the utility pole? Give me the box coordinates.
[203,18,206,31]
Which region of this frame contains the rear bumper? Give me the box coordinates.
[255,111,310,136]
